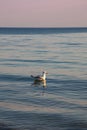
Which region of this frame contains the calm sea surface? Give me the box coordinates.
[0,28,87,130]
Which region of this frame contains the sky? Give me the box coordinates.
[0,0,87,27]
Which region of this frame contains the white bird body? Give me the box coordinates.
[31,71,47,81]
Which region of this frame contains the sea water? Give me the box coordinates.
[0,28,87,130]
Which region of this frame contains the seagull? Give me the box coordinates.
[31,71,47,81]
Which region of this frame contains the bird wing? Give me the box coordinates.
[31,75,41,79]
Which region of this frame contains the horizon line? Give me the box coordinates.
[0,27,87,28]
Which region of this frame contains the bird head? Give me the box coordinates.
[42,71,48,74]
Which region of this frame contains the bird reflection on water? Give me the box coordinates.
[31,79,47,96]
[32,79,47,88]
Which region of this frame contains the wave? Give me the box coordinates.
[0,58,81,65]
[0,74,30,82]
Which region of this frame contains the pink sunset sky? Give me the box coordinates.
[0,0,87,27]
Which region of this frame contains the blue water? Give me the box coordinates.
[0,28,87,130]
